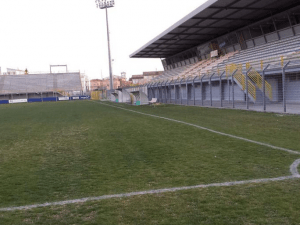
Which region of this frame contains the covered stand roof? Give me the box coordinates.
[130,0,299,59]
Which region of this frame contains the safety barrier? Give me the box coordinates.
[91,91,107,100]
[0,100,9,104]
[246,64,273,100]
[229,64,256,102]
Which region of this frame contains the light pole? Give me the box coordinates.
[95,0,114,90]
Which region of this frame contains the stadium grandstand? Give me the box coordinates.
[0,72,83,102]
[124,0,300,114]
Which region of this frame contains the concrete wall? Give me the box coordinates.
[180,85,187,99]
[286,74,300,103]
[193,85,201,100]
[266,77,280,102]
[295,25,300,35]
[279,28,294,39]
[164,81,245,102]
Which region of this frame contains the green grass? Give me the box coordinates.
[104,101,300,151]
[0,100,299,224]
[1,180,300,225]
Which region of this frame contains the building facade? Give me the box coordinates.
[90,75,132,90]
[129,71,164,85]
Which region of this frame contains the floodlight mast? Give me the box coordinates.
[95,0,115,90]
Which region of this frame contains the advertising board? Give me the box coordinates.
[9,99,28,104]
[211,50,218,58]
[58,97,70,101]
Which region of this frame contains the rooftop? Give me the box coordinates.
[130,0,299,58]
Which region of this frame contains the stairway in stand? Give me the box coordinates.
[246,63,273,101]
[228,64,257,102]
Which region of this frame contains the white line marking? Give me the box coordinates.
[290,159,300,177]
[0,101,299,212]
[93,101,300,155]
[0,173,298,212]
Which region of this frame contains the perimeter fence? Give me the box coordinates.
[91,90,108,100]
[145,54,300,114]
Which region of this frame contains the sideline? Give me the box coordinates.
[93,101,300,155]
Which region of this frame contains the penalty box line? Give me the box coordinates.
[94,101,300,156]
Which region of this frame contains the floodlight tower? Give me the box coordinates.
[95,0,115,90]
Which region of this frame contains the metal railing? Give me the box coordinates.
[133,53,300,114]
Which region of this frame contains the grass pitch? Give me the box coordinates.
[0,100,299,224]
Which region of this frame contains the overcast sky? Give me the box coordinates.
[0,0,207,80]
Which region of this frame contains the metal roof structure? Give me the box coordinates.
[130,0,299,59]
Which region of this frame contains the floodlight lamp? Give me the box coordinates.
[97,0,115,9]
[108,1,114,7]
